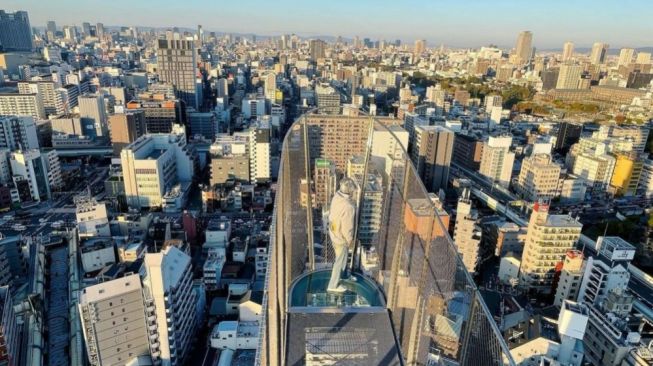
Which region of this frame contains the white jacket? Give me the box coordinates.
[327,191,356,247]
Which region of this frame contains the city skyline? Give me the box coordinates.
[3,0,653,49]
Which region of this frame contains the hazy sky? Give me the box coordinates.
[3,0,652,49]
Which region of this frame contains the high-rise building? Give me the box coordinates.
[313,158,337,208]
[216,78,229,98]
[245,120,271,183]
[156,38,199,109]
[479,135,515,187]
[571,151,616,193]
[562,41,574,61]
[142,246,196,366]
[589,42,609,65]
[78,274,151,366]
[577,236,635,306]
[126,95,185,134]
[188,111,217,140]
[121,125,195,208]
[18,81,66,117]
[315,83,340,114]
[452,133,484,171]
[453,188,482,274]
[610,152,643,196]
[0,10,32,51]
[210,134,250,186]
[519,202,582,293]
[46,20,56,34]
[10,149,51,201]
[553,250,584,307]
[411,125,454,192]
[556,63,583,89]
[263,72,277,101]
[555,122,582,152]
[0,286,19,366]
[0,93,46,120]
[635,51,651,65]
[109,110,146,155]
[583,289,640,366]
[514,31,533,64]
[484,94,503,110]
[309,39,326,61]
[516,153,561,202]
[414,39,426,56]
[79,94,109,138]
[617,47,635,67]
[0,116,39,150]
[96,22,104,38]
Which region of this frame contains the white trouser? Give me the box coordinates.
[327,240,348,291]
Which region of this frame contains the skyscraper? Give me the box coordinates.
[0,287,19,366]
[617,47,635,67]
[479,135,515,187]
[120,126,195,208]
[589,42,609,64]
[414,39,426,56]
[109,110,146,155]
[556,63,583,89]
[315,83,340,114]
[10,149,51,201]
[157,38,199,109]
[78,274,151,366]
[263,72,277,101]
[142,246,196,366]
[411,125,455,192]
[79,94,109,138]
[453,188,482,274]
[555,122,582,152]
[516,153,562,202]
[309,39,326,60]
[562,41,574,61]
[514,31,533,64]
[519,202,582,294]
[0,10,32,51]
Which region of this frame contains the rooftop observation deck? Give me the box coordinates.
[257,108,516,366]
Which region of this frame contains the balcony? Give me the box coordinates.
[256,108,515,366]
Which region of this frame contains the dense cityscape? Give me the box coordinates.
[0,4,652,366]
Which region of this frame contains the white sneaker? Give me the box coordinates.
[327,285,347,293]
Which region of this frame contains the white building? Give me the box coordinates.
[519,202,582,293]
[510,300,588,366]
[121,125,195,208]
[554,250,584,307]
[315,83,340,114]
[0,116,39,150]
[204,218,231,253]
[10,149,50,201]
[577,236,635,306]
[479,135,515,188]
[80,238,116,273]
[453,188,482,275]
[141,246,196,366]
[241,94,265,119]
[76,196,110,237]
[44,150,63,191]
[78,274,151,366]
[203,248,226,290]
[0,93,46,120]
[516,153,561,202]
